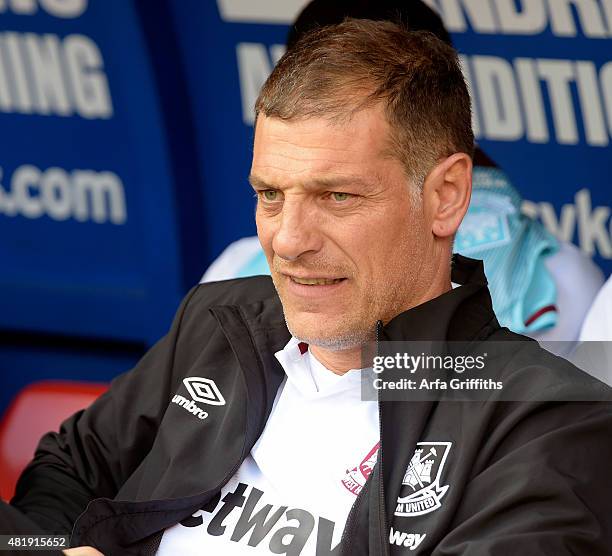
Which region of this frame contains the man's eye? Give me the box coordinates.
[331,192,350,202]
[262,190,279,201]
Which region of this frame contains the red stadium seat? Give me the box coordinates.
[0,380,108,501]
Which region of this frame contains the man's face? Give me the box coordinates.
[250,108,433,350]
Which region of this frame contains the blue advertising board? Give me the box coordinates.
[0,0,188,345]
[0,0,206,413]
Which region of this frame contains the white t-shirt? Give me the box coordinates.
[156,338,380,555]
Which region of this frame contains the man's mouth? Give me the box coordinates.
[289,276,345,286]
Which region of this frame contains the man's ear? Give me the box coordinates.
[423,153,472,238]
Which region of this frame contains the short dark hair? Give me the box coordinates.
[256,19,474,187]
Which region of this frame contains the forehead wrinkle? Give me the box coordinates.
[257,152,360,166]
[256,137,380,166]
[264,134,359,153]
[252,146,391,184]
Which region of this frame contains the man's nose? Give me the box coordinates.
[272,199,322,261]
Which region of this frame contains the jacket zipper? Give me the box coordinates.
[375,320,389,556]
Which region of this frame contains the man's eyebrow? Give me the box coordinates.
[248,174,379,192]
[248,174,271,190]
[307,176,379,191]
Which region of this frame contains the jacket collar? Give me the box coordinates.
[381,254,497,343]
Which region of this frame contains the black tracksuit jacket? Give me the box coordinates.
[3,256,612,555]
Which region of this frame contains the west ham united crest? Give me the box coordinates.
[395,442,452,517]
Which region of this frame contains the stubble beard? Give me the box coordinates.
[276,281,405,352]
[293,278,411,351]
[270,251,416,352]
[284,313,375,352]
[272,276,375,351]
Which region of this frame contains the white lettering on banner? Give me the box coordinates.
[40,0,87,17]
[462,56,612,146]
[23,33,72,115]
[514,58,548,142]
[549,0,608,37]
[493,0,547,34]
[601,62,612,133]
[0,32,112,118]
[426,0,498,33]
[0,0,87,17]
[0,165,127,224]
[424,0,612,37]
[605,0,612,30]
[575,189,612,257]
[216,0,308,24]
[3,32,35,113]
[236,42,285,125]
[471,56,522,140]
[63,35,112,118]
[522,189,612,259]
[537,59,578,144]
[575,62,609,146]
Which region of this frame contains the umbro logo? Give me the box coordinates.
[171,377,225,420]
[183,377,226,406]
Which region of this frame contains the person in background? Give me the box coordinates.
[203,0,605,354]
